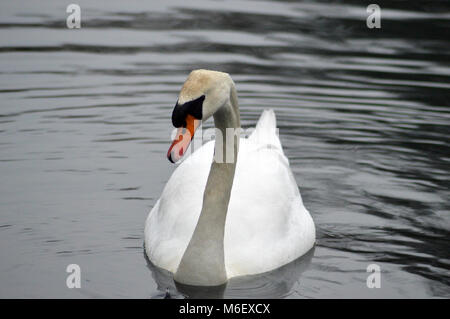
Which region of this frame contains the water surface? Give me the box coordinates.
[0,0,449,298]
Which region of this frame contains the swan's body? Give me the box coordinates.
[144,70,315,286]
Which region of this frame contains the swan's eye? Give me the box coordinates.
[185,95,205,120]
[171,95,205,128]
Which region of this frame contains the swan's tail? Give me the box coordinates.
[248,109,282,149]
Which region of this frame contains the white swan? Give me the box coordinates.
[145,69,315,286]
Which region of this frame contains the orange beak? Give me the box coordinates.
[167,114,200,163]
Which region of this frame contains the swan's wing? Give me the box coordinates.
[247,109,282,151]
[224,110,315,277]
[145,141,214,272]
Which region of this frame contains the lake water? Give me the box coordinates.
[0,0,449,298]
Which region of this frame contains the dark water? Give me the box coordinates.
[0,0,449,298]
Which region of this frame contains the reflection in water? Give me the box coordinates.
[174,283,227,300]
[145,248,314,299]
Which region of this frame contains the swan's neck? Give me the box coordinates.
[174,85,240,286]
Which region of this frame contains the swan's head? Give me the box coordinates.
[167,69,232,163]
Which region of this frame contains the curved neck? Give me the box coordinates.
[174,84,240,286]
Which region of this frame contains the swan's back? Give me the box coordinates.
[144,109,315,278]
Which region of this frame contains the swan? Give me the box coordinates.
[144,69,315,286]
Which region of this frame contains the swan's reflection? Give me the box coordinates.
[145,247,315,299]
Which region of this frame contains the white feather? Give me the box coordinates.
[145,109,315,278]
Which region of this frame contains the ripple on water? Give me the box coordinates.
[0,0,449,298]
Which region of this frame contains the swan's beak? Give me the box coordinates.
[167,114,200,163]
